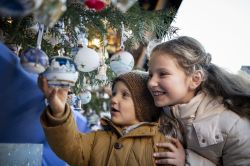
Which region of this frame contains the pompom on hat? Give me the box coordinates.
[112,70,162,122]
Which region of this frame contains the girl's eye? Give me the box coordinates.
[159,71,169,77]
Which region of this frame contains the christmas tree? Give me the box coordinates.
[0,0,182,114]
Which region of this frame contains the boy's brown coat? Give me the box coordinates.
[41,105,168,166]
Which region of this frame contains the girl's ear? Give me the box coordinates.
[189,70,203,90]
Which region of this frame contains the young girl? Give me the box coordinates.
[147,36,250,165]
[38,71,185,166]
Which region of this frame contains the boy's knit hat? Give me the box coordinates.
[112,70,161,122]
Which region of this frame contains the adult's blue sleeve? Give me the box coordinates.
[0,43,89,166]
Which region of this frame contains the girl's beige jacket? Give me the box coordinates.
[170,92,250,166]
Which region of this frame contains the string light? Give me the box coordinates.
[6,17,13,24]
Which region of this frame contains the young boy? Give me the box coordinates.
[39,71,185,166]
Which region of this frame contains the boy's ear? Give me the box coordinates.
[189,70,203,90]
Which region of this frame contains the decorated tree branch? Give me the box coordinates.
[0,0,181,114]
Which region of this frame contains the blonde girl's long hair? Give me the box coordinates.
[151,36,250,119]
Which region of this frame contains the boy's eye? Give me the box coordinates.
[160,72,166,76]
[112,91,116,96]
[148,73,152,78]
[122,91,131,98]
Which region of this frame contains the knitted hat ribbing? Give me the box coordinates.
[112,70,161,122]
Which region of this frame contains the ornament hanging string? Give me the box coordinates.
[101,22,107,66]
[36,23,45,65]
[58,21,66,56]
[36,23,44,49]
[120,22,125,50]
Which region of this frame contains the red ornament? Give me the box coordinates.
[85,0,106,11]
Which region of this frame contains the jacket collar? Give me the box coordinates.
[169,92,223,122]
[100,117,159,138]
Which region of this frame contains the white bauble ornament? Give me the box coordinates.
[20,48,49,74]
[110,51,134,75]
[79,90,92,104]
[43,56,79,87]
[74,47,100,72]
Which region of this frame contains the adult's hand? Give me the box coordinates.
[38,75,69,118]
[153,137,185,166]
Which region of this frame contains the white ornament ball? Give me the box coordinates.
[20,48,49,74]
[79,90,92,104]
[74,47,100,72]
[110,51,134,75]
[43,56,79,87]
